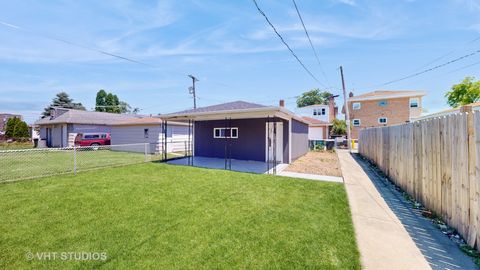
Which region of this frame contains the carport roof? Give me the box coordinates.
[111,117,188,126]
[161,100,309,124]
[169,101,267,114]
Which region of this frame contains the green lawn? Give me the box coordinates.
[0,163,360,269]
[0,148,172,182]
[0,141,34,150]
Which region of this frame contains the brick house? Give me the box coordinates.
[346,90,426,138]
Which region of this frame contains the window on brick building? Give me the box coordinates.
[352,102,361,110]
[410,98,419,108]
[378,100,388,107]
[352,119,361,126]
[378,117,387,124]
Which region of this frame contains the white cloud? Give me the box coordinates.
[335,0,357,6]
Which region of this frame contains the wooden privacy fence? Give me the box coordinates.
[359,111,480,250]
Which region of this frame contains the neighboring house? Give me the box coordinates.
[35,107,140,147]
[0,113,23,133]
[295,95,338,140]
[162,100,309,164]
[413,102,480,121]
[110,117,191,154]
[300,117,331,140]
[346,90,426,138]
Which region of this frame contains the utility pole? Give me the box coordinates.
[188,75,198,109]
[339,66,351,151]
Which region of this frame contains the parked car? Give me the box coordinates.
[74,133,111,147]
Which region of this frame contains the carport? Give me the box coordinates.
[161,101,309,175]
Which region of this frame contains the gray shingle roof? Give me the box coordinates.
[168,101,267,115]
[35,108,142,125]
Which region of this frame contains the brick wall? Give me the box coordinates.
[348,97,422,138]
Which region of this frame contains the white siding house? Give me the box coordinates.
[110,118,190,154]
[295,104,331,123]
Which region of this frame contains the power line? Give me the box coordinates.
[252,0,326,87]
[291,0,329,85]
[373,49,480,87]
[412,36,480,73]
[443,59,480,75]
[0,20,158,68]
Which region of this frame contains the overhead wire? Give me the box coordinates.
[371,49,480,88]
[291,0,330,85]
[252,0,326,88]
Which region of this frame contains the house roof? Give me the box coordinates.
[35,108,142,126]
[348,90,426,102]
[162,100,309,124]
[301,117,331,126]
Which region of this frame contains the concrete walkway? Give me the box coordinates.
[338,150,478,270]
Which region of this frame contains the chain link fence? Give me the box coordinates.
[0,143,170,183]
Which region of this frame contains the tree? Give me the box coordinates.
[42,92,85,117]
[296,89,333,107]
[330,119,347,136]
[95,89,136,114]
[118,101,140,114]
[445,76,480,108]
[95,89,107,112]
[5,117,29,139]
[105,93,115,113]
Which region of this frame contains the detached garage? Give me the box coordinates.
[162,101,309,167]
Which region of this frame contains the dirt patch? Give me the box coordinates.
[285,151,342,177]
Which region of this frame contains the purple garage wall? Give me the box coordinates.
[194,118,289,162]
[291,119,309,160]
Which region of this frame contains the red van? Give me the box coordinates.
[74,133,111,147]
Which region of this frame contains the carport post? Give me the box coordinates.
[73,144,77,175]
[144,143,148,162]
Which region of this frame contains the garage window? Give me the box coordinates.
[213,127,238,138]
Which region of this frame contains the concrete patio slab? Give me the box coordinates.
[167,156,287,174]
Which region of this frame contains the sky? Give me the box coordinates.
[1,0,480,124]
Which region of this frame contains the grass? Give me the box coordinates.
[0,148,173,182]
[0,141,34,150]
[0,163,360,269]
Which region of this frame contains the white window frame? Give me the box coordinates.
[213,127,238,139]
[321,108,326,115]
[352,102,361,110]
[378,117,388,124]
[352,119,361,126]
[410,98,419,108]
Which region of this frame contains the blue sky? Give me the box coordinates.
[1,0,480,123]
